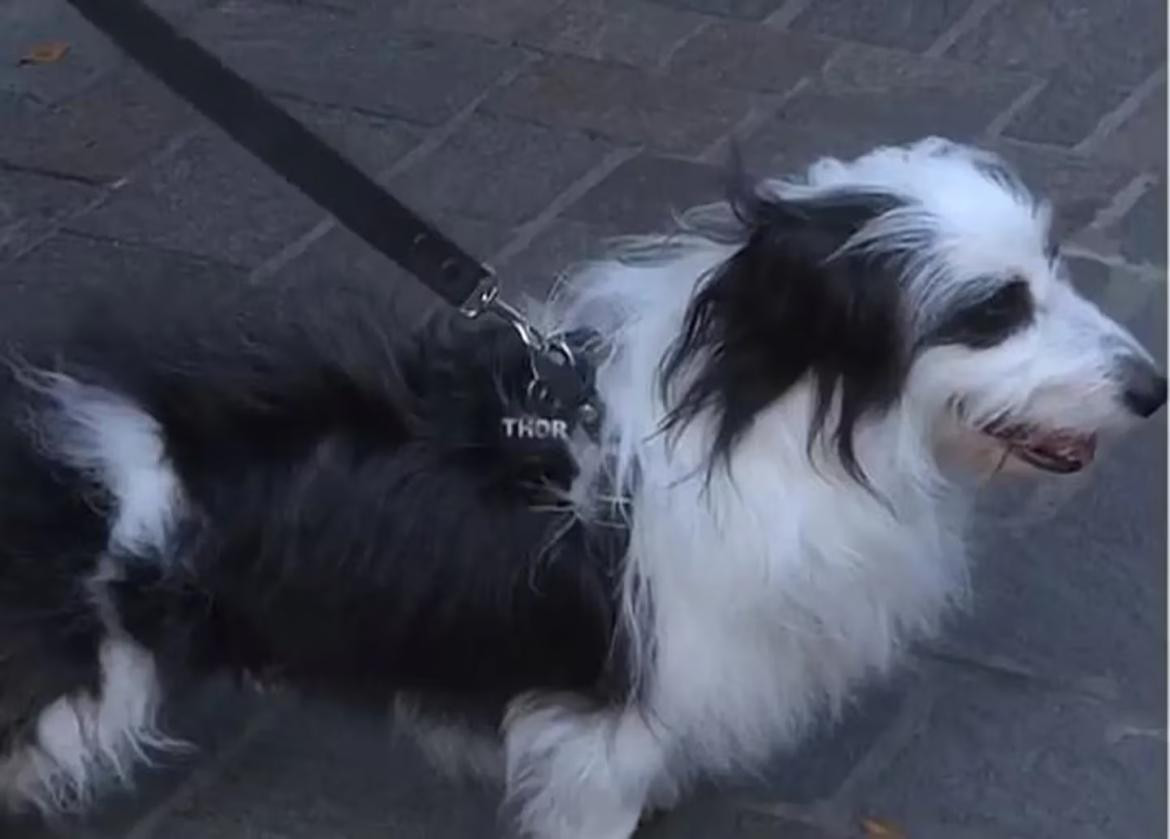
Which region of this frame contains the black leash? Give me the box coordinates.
[65,0,603,439]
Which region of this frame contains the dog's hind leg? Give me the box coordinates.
[503,693,670,839]
[0,637,173,815]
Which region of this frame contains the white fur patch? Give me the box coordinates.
[0,639,177,814]
[30,373,182,554]
[504,695,667,839]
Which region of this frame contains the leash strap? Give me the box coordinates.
[64,0,492,309]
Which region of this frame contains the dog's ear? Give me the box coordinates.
[659,184,911,484]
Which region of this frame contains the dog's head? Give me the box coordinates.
[661,138,1164,483]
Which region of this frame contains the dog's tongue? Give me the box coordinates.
[1010,429,1096,473]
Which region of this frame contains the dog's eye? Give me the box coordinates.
[931,280,1034,349]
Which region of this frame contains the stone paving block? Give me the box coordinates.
[850,662,1166,839]
[1090,79,1167,173]
[645,0,786,21]
[0,233,247,344]
[147,699,500,839]
[667,20,837,94]
[195,0,527,125]
[640,801,841,838]
[518,0,709,69]
[1007,74,1139,148]
[990,139,1141,239]
[380,0,566,40]
[0,68,197,184]
[0,0,122,106]
[1114,180,1167,266]
[66,132,328,268]
[740,45,1034,172]
[563,153,725,234]
[485,54,757,156]
[761,681,907,806]
[392,112,616,227]
[947,0,1166,145]
[0,168,98,262]
[785,0,974,53]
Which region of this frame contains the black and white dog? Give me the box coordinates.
[0,138,1164,838]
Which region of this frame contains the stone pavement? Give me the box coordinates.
[0,0,1165,836]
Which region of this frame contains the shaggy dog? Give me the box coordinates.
[0,138,1163,838]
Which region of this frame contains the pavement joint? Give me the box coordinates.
[762,0,817,29]
[981,76,1049,140]
[491,145,642,269]
[1,129,200,268]
[1076,64,1168,155]
[923,0,1004,59]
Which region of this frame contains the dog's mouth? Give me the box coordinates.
[981,419,1097,474]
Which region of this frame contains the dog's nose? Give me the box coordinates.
[1120,357,1168,418]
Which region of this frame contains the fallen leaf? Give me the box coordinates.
[862,818,907,838]
[19,42,70,66]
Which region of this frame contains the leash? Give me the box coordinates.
[64,0,603,440]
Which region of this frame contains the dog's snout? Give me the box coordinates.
[1119,357,1168,418]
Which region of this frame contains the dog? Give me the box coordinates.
[0,137,1163,838]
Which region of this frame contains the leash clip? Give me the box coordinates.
[459,269,603,440]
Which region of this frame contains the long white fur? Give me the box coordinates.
[504,138,1149,838]
[0,639,171,814]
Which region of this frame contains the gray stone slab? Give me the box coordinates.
[0,233,245,343]
[0,68,197,184]
[1090,79,1167,173]
[66,132,327,268]
[947,0,1166,145]
[786,0,974,53]
[518,0,709,69]
[194,0,526,126]
[850,663,1166,839]
[392,112,616,227]
[740,45,1035,172]
[1006,75,1137,147]
[640,801,840,838]
[563,153,725,234]
[0,0,122,106]
[485,54,757,156]
[147,699,500,839]
[667,20,837,94]
[1115,180,1167,266]
[0,168,97,262]
[990,140,1141,238]
[380,0,566,40]
[645,0,786,21]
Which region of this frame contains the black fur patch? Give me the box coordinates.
[659,183,911,484]
[0,275,634,744]
[926,279,1034,349]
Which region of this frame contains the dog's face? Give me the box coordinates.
[914,241,1162,477]
[661,138,1163,481]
